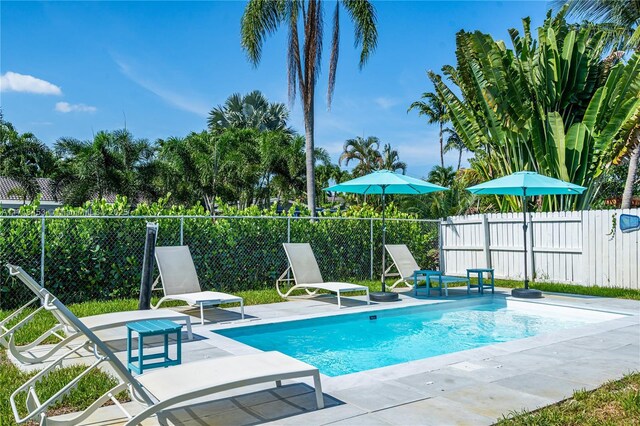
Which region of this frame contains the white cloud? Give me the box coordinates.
[55,102,97,113]
[0,71,62,95]
[114,57,209,117]
[374,96,401,110]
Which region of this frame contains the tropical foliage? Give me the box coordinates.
[558,0,640,50]
[54,130,155,205]
[240,0,378,215]
[0,112,56,201]
[208,90,291,133]
[1,92,355,212]
[338,136,406,177]
[442,128,466,171]
[430,9,640,211]
[408,90,448,167]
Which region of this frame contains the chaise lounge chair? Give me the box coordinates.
[8,274,324,425]
[276,243,370,308]
[153,246,244,325]
[2,264,193,365]
[384,244,468,296]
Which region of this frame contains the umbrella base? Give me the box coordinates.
[370,291,399,302]
[511,288,543,299]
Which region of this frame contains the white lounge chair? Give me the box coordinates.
[8,280,324,426]
[2,264,193,365]
[153,246,244,325]
[384,244,425,290]
[384,244,468,296]
[276,243,370,308]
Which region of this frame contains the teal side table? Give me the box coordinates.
[127,319,182,374]
[466,268,495,295]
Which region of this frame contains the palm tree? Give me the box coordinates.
[558,0,640,50]
[54,130,153,205]
[380,144,407,174]
[621,127,640,208]
[442,128,466,170]
[241,0,378,216]
[339,136,382,177]
[0,114,56,201]
[208,90,291,133]
[427,165,456,188]
[408,90,448,167]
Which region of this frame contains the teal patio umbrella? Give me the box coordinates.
[467,171,586,298]
[326,170,448,301]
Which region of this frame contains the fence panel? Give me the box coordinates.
[0,215,439,310]
[0,217,42,309]
[582,209,639,289]
[442,208,639,289]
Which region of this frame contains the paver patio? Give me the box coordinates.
[12,287,640,425]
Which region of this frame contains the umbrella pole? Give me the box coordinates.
[522,191,529,290]
[381,187,387,293]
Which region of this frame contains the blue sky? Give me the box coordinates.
[1,1,553,176]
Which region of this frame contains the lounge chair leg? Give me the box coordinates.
[366,289,370,305]
[240,300,245,320]
[276,380,282,387]
[313,372,324,409]
[337,292,342,309]
[199,303,204,326]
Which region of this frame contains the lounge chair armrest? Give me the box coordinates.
[0,300,43,344]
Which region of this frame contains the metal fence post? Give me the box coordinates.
[287,217,291,243]
[370,218,374,280]
[40,216,45,287]
[180,216,184,245]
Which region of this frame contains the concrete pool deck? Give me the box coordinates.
[14,287,640,425]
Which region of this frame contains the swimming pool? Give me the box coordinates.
[215,299,624,376]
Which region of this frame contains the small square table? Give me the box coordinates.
[466,268,495,295]
[412,270,469,297]
[127,319,182,374]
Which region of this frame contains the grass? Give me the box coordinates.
[1,278,638,424]
[497,373,640,425]
[0,349,128,426]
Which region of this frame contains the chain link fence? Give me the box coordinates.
[0,215,440,310]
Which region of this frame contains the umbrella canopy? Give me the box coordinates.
[467,171,586,196]
[325,170,448,297]
[466,171,586,298]
[326,170,448,194]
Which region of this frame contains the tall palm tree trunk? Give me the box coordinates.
[439,122,444,167]
[457,148,462,170]
[304,95,317,216]
[621,129,640,209]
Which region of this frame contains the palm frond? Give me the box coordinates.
[241,0,285,65]
[342,0,378,68]
[327,2,340,109]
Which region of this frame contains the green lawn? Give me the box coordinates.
[0,279,638,424]
[497,373,640,425]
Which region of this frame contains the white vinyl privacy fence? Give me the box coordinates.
[440,208,639,289]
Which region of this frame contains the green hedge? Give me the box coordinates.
[0,197,439,309]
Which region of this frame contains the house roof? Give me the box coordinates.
[0,177,61,202]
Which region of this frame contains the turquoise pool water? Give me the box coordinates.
[215,301,595,376]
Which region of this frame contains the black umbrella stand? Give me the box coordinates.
[370,186,399,302]
[511,190,542,299]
